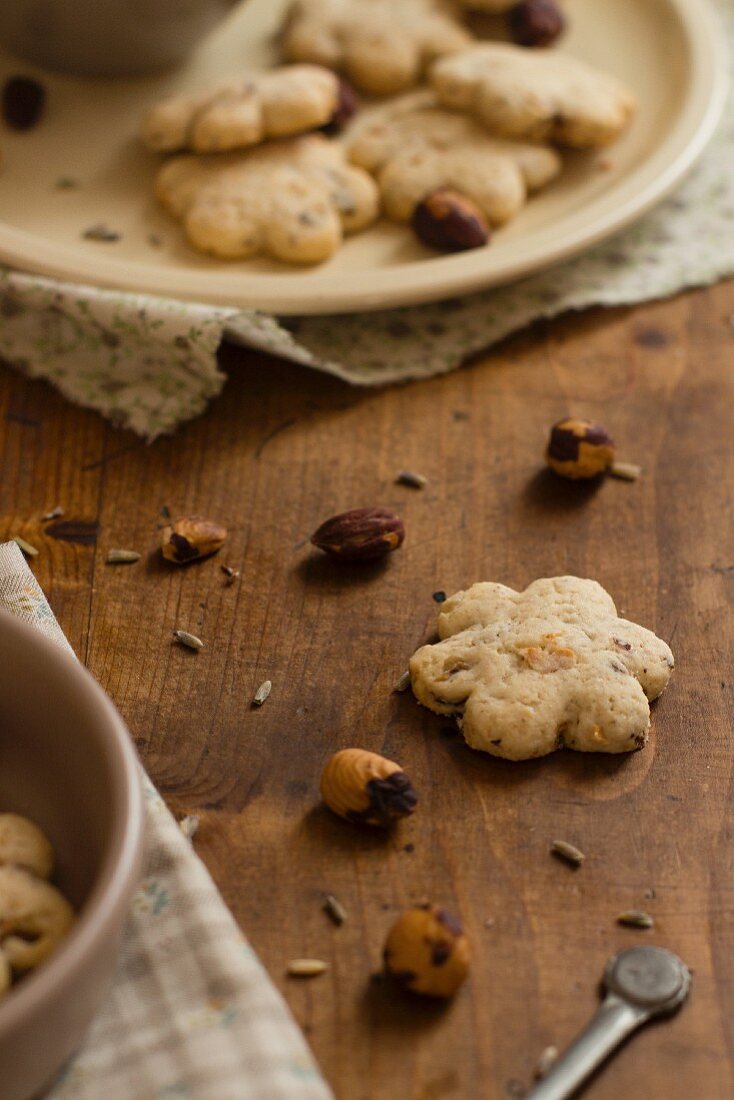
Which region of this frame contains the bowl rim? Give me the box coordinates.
[0,608,145,1030]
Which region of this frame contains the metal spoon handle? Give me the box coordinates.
[527,994,647,1100]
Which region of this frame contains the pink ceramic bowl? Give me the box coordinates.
[0,610,145,1100]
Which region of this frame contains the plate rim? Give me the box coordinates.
[0,0,728,315]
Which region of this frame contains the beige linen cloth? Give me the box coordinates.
[0,541,332,1100]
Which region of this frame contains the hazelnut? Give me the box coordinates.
[546,419,615,480]
[320,748,417,826]
[2,76,46,131]
[311,507,405,562]
[321,78,359,135]
[161,515,228,563]
[383,904,470,998]
[412,189,490,253]
[508,0,566,47]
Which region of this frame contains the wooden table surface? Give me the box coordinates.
[2,282,733,1099]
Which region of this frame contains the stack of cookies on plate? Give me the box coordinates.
[141,0,636,265]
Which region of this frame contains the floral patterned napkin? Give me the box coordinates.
[0,0,731,439]
[0,541,333,1100]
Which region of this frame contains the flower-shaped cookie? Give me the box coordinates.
[409,577,674,760]
[155,134,379,262]
[347,94,561,224]
[430,44,636,147]
[281,0,472,95]
[0,814,74,1000]
[142,65,341,154]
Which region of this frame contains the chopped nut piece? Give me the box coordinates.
[162,515,227,564]
[174,629,204,651]
[311,507,404,562]
[320,748,417,827]
[509,0,565,47]
[287,958,329,977]
[546,419,615,479]
[384,905,470,998]
[412,188,489,252]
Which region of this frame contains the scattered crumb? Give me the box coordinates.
[534,1047,558,1079]
[82,223,121,243]
[179,814,199,840]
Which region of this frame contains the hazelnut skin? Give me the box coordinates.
[311,507,405,562]
[383,905,470,998]
[2,76,46,131]
[508,0,565,47]
[546,419,616,479]
[320,78,359,135]
[412,189,490,253]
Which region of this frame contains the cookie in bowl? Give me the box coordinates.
[0,609,145,1100]
[0,814,76,1000]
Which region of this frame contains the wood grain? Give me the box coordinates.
[2,283,734,1099]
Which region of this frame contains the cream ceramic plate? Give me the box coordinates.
[0,0,727,314]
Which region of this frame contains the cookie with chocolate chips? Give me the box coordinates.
[409,576,673,760]
[154,133,379,263]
